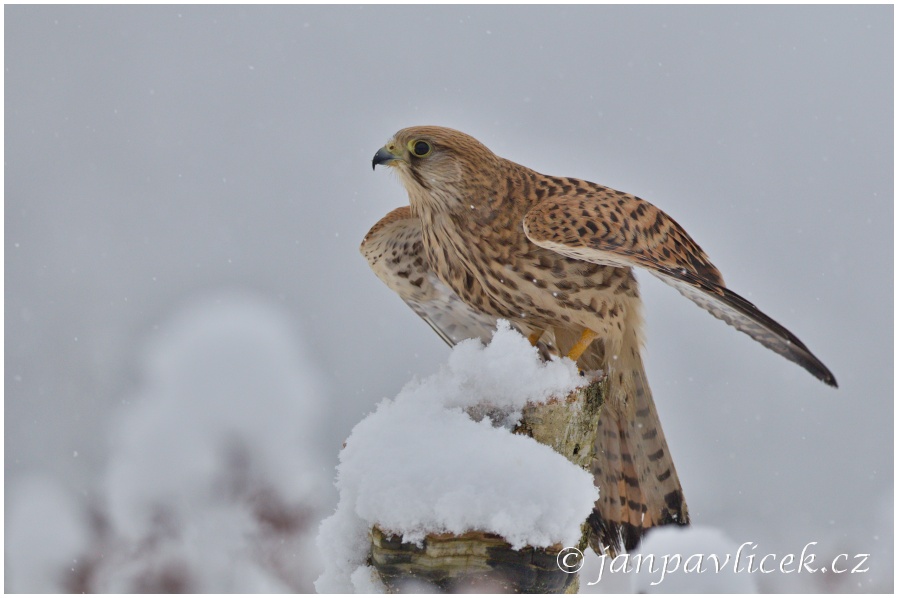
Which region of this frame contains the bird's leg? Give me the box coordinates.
[527,329,545,346]
[567,329,599,363]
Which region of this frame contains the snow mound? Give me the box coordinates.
[315,321,596,593]
[105,293,328,543]
[4,293,331,592]
[630,525,759,593]
[98,293,330,592]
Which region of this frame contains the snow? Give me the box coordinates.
[105,293,328,543]
[349,565,389,593]
[6,475,90,592]
[315,322,596,593]
[628,526,759,593]
[6,294,331,592]
[442,321,583,411]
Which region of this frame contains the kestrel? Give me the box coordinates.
[362,126,836,555]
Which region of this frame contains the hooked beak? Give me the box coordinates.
[372,146,401,170]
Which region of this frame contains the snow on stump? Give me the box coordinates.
[315,323,604,594]
[367,381,604,593]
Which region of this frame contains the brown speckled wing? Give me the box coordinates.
[361,206,499,346]
[523,194,837,387]
[361,206,559,356]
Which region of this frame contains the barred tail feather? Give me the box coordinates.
[585,330,689,555]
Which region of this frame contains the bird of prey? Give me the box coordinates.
[362,126,837,555]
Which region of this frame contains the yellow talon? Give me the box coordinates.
[567,329,599,363]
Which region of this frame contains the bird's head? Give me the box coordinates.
[372,126,499,210]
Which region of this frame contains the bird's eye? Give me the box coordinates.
[408,140,432,158]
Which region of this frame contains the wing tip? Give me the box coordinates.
[818,367,838,388]
[794,351,837,388]
[683,274,839,389]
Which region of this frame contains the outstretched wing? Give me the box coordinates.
[523,191,837,387]
[361,207,562,360]
[361,206,499,346]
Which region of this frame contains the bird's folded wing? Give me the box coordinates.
[523,193,837,387]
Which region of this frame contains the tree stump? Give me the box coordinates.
[367,378,606,593]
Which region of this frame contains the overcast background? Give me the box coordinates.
[6,5,892,592]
